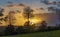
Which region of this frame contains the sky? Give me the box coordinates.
[0,0,60,6]
[0,0,60,13]
[0,0,59,7]
[0,0,60,26]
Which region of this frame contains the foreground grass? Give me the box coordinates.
[1,30,60,37]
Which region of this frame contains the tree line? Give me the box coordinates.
[0,21,60,36]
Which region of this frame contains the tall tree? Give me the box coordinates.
[8,11,16,25]
[23,7,34,32]
[4,11,16,35]
[23,7,33,25]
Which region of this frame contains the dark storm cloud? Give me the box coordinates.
[49,1,57,5]
[7,1,13,4]
[4,16,8,22]
[40,0,49,5]
[47,6,60,13]
[19,3,25,6]
[40,8,45,10]
[0,16,8,22]
[16,10,21,13]
[0,8,4,16]
[48,7,55,11]
[0,18,4,21]
[40,0,60,5]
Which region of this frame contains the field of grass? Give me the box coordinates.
[1,30,60,37]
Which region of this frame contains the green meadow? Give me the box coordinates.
[1,30,60,37]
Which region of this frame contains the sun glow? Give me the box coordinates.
[13,14,42,26]
[0,4,43,26]
[29,18,42,25]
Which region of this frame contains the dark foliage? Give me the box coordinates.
[38,21,47,31]
[16,26,25,34]
[24,21,31,33]
[23,7,34,19]
[4,24,15,35]
[40,0,49,5]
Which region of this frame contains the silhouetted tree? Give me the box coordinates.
[23,7,34,21]
[39,21,47,31]
[23,7,34,33]
[47,26,52,31]
[54,24,59,30]
[4,11,16,35]
[58,24,60,30]
[8,11,16,25]
[24,21,31,33]
[4,24,15,35]
[16,26,25,34]
[30,24,36,32]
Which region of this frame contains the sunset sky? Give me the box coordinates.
[0,0,59,26]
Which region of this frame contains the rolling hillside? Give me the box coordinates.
[2,30,60,37]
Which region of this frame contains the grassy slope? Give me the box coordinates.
[1,30,60,37]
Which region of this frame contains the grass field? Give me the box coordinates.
[1,30,60,37]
